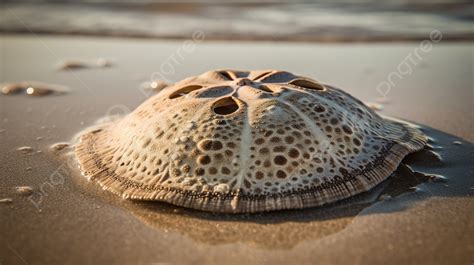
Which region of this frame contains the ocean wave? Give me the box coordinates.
[1,1,473,41]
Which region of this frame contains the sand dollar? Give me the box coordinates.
[75,69,427,213]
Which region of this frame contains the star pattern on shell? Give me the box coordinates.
[75,69,427,213]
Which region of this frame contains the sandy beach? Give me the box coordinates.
[0,35,473,264]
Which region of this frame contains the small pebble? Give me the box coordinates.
[26,86,53,96]
[58,58,113,70]
[50,142,70,152]
[2,82,66,96]
[0,198,13,203]
[14,186,34,196]
[17,146,35,154]
[58,60,89,70]
[96,58,112,68]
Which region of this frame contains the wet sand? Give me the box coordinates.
[0,35,473,264]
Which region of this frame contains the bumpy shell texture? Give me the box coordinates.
[75,70,427,213]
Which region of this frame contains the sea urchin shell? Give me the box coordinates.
[75,70,427,213]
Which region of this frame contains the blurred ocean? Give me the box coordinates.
[1,0,473,41]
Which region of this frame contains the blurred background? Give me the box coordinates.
[1,0,473,42]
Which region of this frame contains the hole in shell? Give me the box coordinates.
[218,71,235,80]
[213,97,240,115]
[253,71,272,80]
[289,79,324,91]
[169,85,203,99]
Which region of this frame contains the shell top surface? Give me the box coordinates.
[75,69,427,213]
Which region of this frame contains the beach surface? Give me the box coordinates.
[0,35,473,264]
